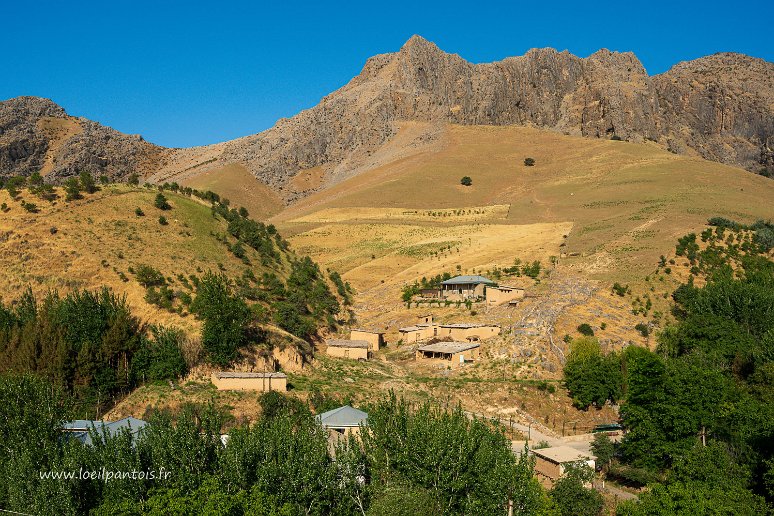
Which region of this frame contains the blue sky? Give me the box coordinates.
[2,1,772,148]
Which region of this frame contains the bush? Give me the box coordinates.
[159,216,168,225]
[135,207,145,216]
[524,157,535,166]
[634,322,650,337]
[460,176,472,186]
[135,264,166,287]
[21,201,38,213]
[612,282,629,296]
[577,323,594,337]
[127,172,140,186]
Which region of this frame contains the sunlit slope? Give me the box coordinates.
[275,124,774,280]
[0,185,285,331]
[181,163,284,220]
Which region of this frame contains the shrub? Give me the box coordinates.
[524,157,535,166]
[127,172,140,186]
[460,176,472,186]
[135,207,145,216]
[21,201,38,213]
[577,323,594,337]
[135,264,166,287]
[635,323,650,337]
[159,216,168,225]
[612,282,629,296]
[0,202,7,212]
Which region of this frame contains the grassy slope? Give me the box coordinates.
[180,162,284,220]
[275,124,774,282]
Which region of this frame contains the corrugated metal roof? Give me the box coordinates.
[63,417,148,446]
[441,275,495,285]
[327,339,370,349]
[315,405,369,428]
[417,342,480,353]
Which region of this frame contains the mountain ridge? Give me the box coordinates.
[1,36,772,201]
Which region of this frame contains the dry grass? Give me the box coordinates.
[181,162,284,220]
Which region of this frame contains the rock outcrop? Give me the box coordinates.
[0,96,166,180]
[1,36,772,196]
[218,36,772,199]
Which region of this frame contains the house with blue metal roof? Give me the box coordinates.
[315,405,368,436]
[62,417,148,446]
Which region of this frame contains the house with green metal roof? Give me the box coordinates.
[440,275,495,300]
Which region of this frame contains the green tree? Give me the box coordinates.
[549,464,603,516]
[563,337,622,409]
[127,172,140,186]
[524,157,536,166]
[590,433,615,471]
[80,171,97,194]
[191,272,252,366]
[64,177,82,201]
[154,192,171,210]
[460,176,472,186]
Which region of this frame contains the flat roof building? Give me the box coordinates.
[211,371,287,392]
[531,446,596,487]
[437,323,501,341]
[326,339,370,360]
[416,341,480,368]
[349,329,385,350]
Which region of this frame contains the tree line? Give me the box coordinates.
[563,220,774,513]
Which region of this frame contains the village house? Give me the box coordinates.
[416,341,480,368]
[316,405,369,436]
[531,446,596,488]
[210,371,287,392]
[62,417,148,446]
[325,339,370,360]
[485,285,525,306]
[349,329,385,350]
[437,323,501,341]
[440,275,495,300]
[399,323,437,343]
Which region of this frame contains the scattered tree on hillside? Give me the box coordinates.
[563,337,622,409]
[79,171,97,194]
[524,157,535,166]
[190,272,254,366]
[63,177,82,201]
[154,192,171,210]
[460,176,472,186]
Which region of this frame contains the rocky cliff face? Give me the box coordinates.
[1,36,772,195]
[0,96,166,180]
[219,36,772,199]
